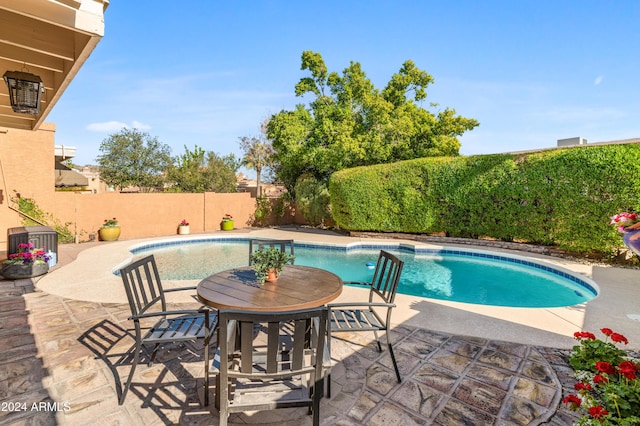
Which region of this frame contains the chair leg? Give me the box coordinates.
[386,329,401,383]
[326,326,332,399]
[373,330,382,352]
[204,336,210,406]
[148,343,160,367]
[120,341,141,405]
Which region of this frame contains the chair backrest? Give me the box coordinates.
[119,255,166,318]
[218,307,327,381]
[248,239,295,265]
[369,250,404,304]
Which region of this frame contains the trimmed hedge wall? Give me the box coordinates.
[329,144,640,254]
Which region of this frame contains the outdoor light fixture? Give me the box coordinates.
[3,70,45,115]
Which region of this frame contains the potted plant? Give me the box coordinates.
[1,243,50,279]
[99,217,120,241]
[249,248,295,284]
[221,213,234,231]
[178,219,190,235]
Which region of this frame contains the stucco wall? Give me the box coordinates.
[51,191,257,241]
[0,124,301,247]
[0,124,57,239]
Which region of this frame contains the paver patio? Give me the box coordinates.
[3,228,639,425]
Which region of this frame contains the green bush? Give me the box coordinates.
[329,144,640,255]
[294,175,332,226]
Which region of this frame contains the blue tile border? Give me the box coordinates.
[130,236,599,297]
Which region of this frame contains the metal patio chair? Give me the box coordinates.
[248,239,295,265]
[119,255,217,405]
[326,250,404,397]
[212,307,327,426]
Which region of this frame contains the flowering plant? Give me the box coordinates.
[5,243,50,265]
[563,328,640,424]
[179,219,189,226]
[222,214,233,222]
[610,212,640,233]
[101,217,119,228]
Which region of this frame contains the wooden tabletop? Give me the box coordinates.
[197,265,343,312]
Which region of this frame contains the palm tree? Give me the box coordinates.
[239,133,273,198]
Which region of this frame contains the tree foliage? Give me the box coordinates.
[267,51,479,193]
[97,128,172,191]
[239,122,274,197]
[167,147,241,193]
[205,152,240,193]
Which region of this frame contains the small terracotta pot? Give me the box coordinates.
[265,269,278,282]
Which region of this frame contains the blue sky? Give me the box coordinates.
[48,1,640,173]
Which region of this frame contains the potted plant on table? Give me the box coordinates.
[221,213,234,231]
[99,217,120,241]
[178,219,190,235]
[250,248,295,284]
[1,243,51,279]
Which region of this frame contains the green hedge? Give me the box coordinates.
[329,144,640,254]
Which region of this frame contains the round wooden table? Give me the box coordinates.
[197,265,343,312]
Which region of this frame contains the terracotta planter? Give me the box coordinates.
[99,226,121,241]
[265,268,278,283]
[178,225,190,235]
[1,262,49,279]
[221,220,234,231]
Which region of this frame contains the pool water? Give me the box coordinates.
[132,240,597,308]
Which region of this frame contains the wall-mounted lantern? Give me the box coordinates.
[3,70,45,115]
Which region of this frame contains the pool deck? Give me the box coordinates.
[3,227,640,424]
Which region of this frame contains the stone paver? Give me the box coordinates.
[0,241,583,425]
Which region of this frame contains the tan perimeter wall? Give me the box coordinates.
[51,191,258,241]
[0,124,303,248]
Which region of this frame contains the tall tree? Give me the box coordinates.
[239,122,274,197]
[96,128,172,192]
[167,145,208,192]
[204,152,240,193]
[267,51,479,193]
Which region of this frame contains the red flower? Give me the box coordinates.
[574,331,596,340]
[574,382,593,392]
[588,405,609,419]
[618,361,639,380]
[562,394,582,409]
[593,374,609,384]
[611,332,629,345]
[600,327,613,336]
[596,361,616,375]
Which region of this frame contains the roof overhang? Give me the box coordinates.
[0,0,108,130]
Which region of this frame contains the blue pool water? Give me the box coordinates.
[131,239,598,308]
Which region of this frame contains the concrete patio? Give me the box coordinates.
[3,228,640,425]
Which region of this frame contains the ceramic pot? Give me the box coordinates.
[178,225,190,235]
[221,220,234,231]
[99,226,121,241]
[265,268,278,282]
[1,262,49,279]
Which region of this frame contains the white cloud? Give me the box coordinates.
[86,120,152,132]
[131,120,152,130]
[594,76,604,85]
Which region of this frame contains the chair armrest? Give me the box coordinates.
[163,285,197,293]
[129,307,212,321]
[327,302,396,309]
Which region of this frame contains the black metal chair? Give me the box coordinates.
[119,255,217,405]
[212,307,327,426]
[326,250,404,397]
[248,239,295,265]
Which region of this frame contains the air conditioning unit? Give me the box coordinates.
[557,137,588,147]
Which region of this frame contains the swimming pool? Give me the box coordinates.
[130,238,598,308]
